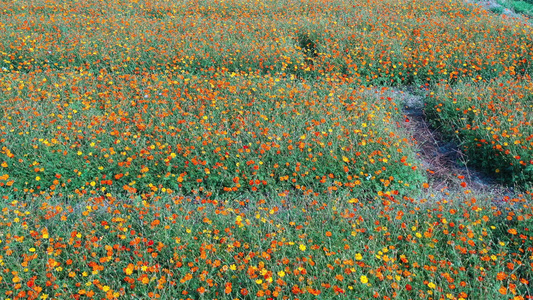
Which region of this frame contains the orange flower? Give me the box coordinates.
[499,286,507,295]
[224,282,232,294]
[180,273,193,283]
[496,272,508,281]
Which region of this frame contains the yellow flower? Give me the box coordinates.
[278,270,286,277]
[299,244,306,251]
[102,286,110,292]
[360,275,368,284]
[428,282,436,289]
[124,265,133,275]
[29,248,35,252]
[355,253,363,260]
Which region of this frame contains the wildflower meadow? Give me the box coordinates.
[0,0,532,299]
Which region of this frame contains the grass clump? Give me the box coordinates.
[511,0,533,16]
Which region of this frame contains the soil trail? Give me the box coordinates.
[379,87,517,205]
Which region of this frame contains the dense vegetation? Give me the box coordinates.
[0,0,532,299]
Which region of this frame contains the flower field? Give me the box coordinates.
[0,0,532,299]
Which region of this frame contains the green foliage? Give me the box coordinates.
[490,6,505,14]
[511,0,533,15]
[0,0,532,299]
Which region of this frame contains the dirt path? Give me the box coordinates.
[378,87,518,206]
